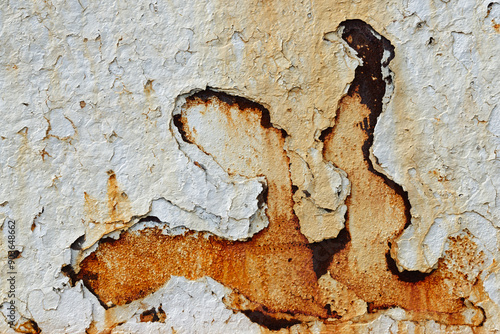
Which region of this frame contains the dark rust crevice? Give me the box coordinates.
[319,125,334,144]
[137,215,162,224]
[61,264,78,286]
[140,308,160,322]
[318,20,428,283]
[341,20,413,227]
[341,19,394,113]
[385,243,429,282]
[173,114,192,143]
[324,304,341,319]
[339,19,427,280]
[242,310,301,330]
[256,182,269,209]
[476,305,487,327]
[186,88,277,132]
[309,227,350,279]
[70,235,86,250]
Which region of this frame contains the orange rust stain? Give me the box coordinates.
[78,89,485,328]
[79,228,325,316]
[429,169,449,182]
[80,100,86,108]
[323,93,483,324]
[40,147,51,161]
[106,170,131,223]
[79,93,327,320]
[14,319,41,334]
[492,20,500,32]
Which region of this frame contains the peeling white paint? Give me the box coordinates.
[27,283,92,334]
[110,277,260,334]
[1,0,500,332]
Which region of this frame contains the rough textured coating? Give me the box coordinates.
[1,0,500,333]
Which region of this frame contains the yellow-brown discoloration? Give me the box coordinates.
[493,19,500,32]
[324,93,483,324]
[84,192,100,222]
[76,21,485,330]
[78,91,484,329]
[83,170,132,225]
[79,93,327,320]
[106,170,131,223]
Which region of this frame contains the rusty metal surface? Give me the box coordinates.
[79,91,327,320]
[2,1,499,332]
[74,22,487,332]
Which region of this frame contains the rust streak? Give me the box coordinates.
[75,20,484,330]
[493,20,500,32]
[79,92,327,324]
[106,170,131,223]
[322,20,482,323]
[14,319,41,334]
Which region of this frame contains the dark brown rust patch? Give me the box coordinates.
[242,310,301,330]
[309,227,350,279]
[8,249,21,260]
[70,235,86,250]
[157,304,166,322]
[61,264,78,286]
[341,20,394,112]
[137,215,162,224]
[140,308,161,323]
